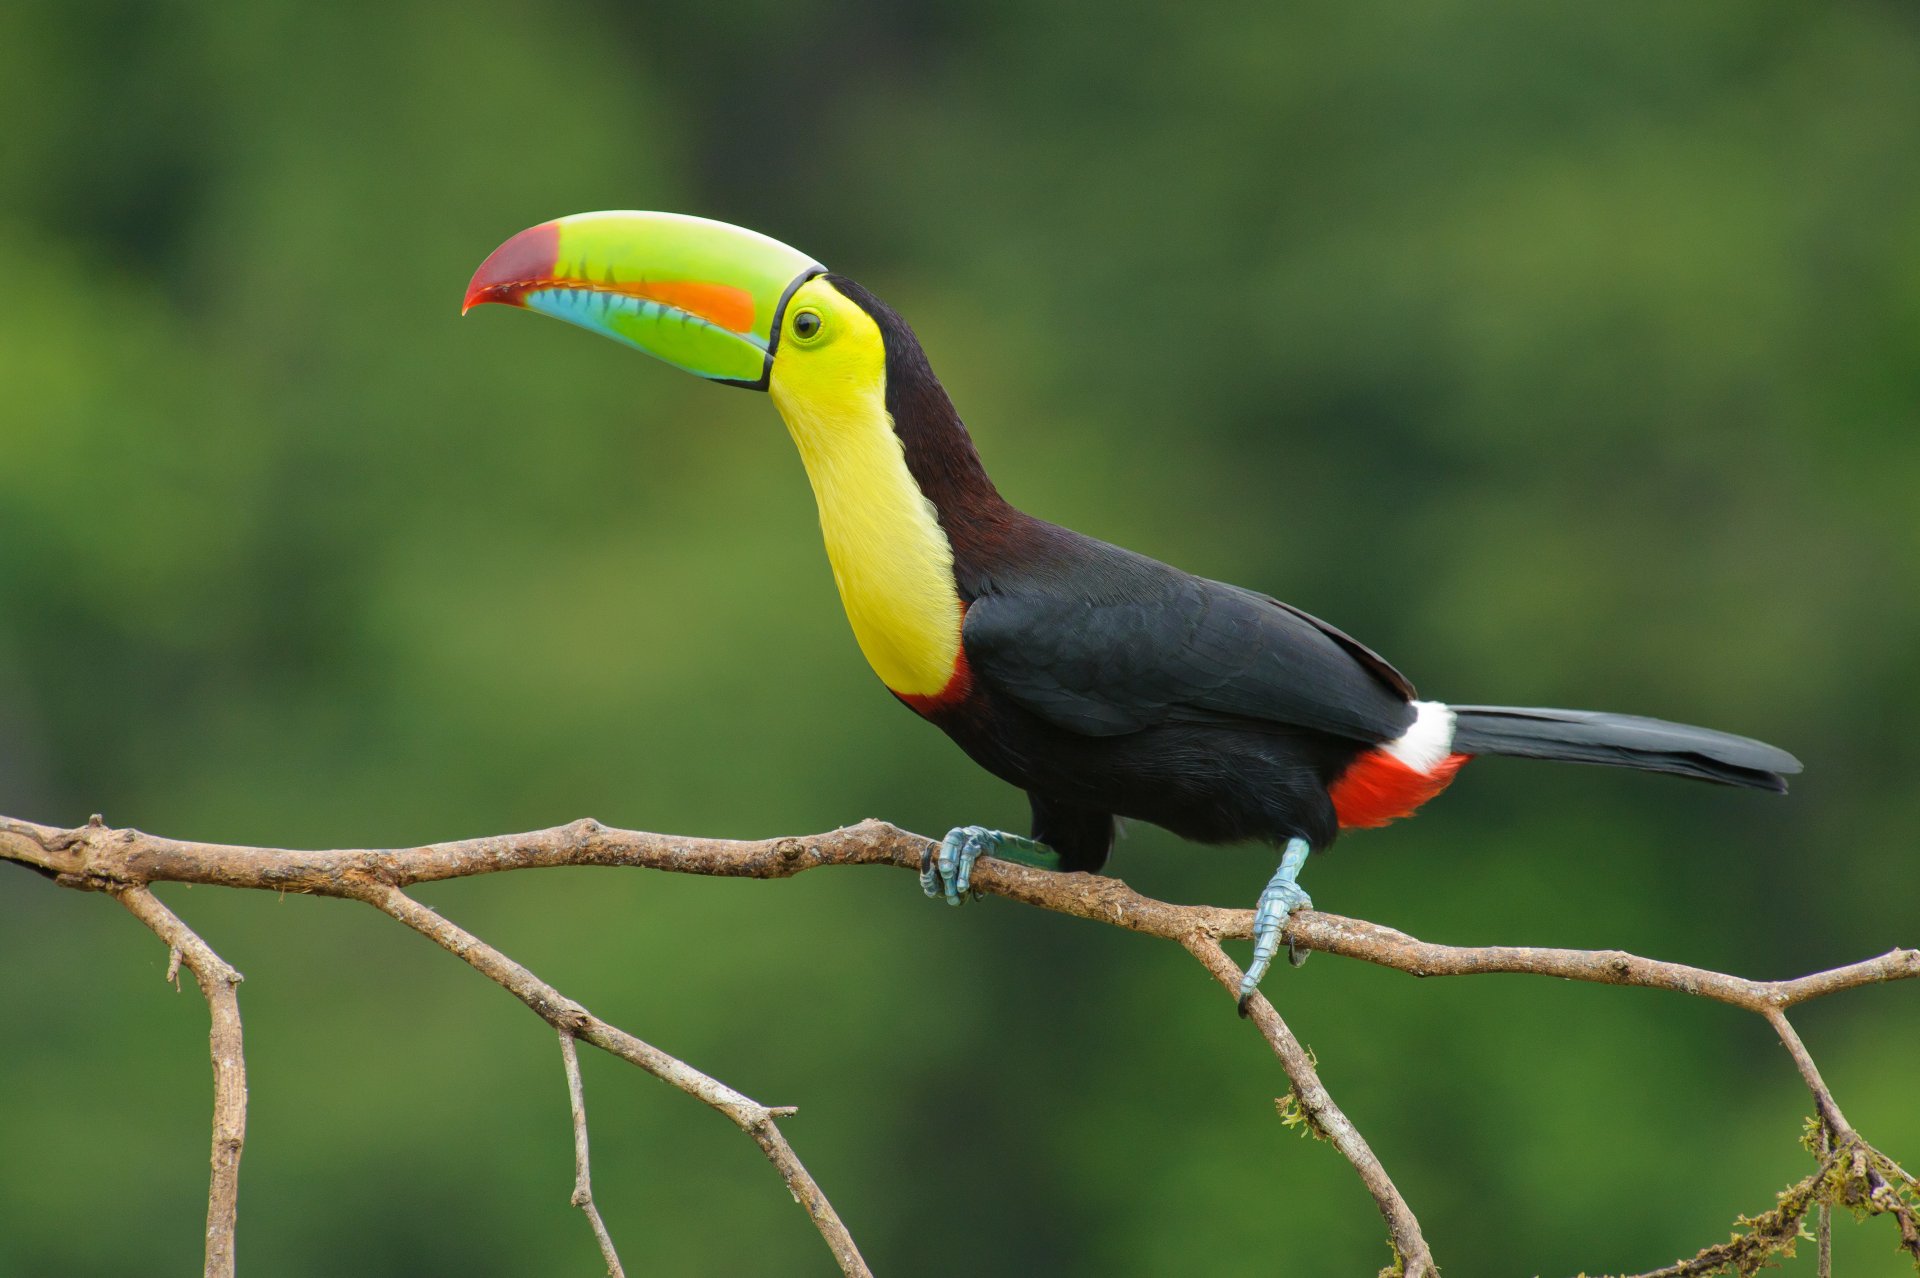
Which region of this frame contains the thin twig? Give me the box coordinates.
[558,1030,625,1278]
[1766,1009,1920,1267]
[347,880,872,1278]
[1765,1008,1852,1137]
[112,885,246,1278]
[1817,1120,1832,1278]
[1181,931,1435,1278]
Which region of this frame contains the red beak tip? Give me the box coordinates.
[464,220,561,316]
[460,281,524,313]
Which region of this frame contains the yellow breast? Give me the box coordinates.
[768,278,963,698]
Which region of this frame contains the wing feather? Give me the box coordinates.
[963,562,1415,745]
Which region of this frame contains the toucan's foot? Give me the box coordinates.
[920,826,1060,905]
[1238,837,1313,1015]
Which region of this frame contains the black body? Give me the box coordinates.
[829,276,1801,875]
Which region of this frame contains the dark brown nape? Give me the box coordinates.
[825,274,1009,529]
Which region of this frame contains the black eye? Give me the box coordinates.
[792,309,822,340]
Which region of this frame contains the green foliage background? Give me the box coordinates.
[3,2,1917,1273]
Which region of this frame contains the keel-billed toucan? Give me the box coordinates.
[464,212,1801,1005]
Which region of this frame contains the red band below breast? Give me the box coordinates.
[895,648,974,717]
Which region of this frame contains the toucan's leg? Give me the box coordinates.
[1238,837,1313,1013]
[920,827,1060,905]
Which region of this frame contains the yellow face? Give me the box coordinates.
[765,277,965,699]
[768,275,887,409]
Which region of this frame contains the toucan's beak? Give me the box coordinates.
[463,211,825,390]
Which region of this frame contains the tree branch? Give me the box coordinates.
[6,812,1916,1275]
[111,883,246,1278]
[1766,1008,1852,1138]
[8,813,1910,1014]
[347,878,872,1278]
[558,1029,625,1278]
[1182,932,1435,1277]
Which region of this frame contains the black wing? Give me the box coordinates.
[962,550,1416,745]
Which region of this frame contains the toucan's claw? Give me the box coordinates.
[927,826,993,905]
[1238,837,1314,1014]
[923,826,1060,905]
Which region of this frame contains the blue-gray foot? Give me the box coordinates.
[1238,837,1313,1014]
[920,826,1060,905]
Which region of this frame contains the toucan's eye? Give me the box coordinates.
[792,309,823,341]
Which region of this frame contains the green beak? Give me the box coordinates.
[463,211,825,389]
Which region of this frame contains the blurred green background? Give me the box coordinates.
[3,1,1917,1273]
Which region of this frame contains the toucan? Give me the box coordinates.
[464,212,1801,1007]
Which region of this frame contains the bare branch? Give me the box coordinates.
[1817,1121,1832,1278]
[347,880,872,1278]
[7,811,1916,1275]
[112,885,246,1278]
[7,813,1912,1016]
[1182,931,1434,1278]
[1766,1008,1852,1137]
[558,1030,625,1278]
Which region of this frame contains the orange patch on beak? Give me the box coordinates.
[620,278,756,333]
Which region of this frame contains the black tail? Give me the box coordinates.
[1449,705,1802,793]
